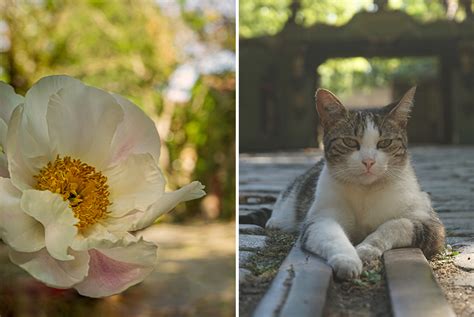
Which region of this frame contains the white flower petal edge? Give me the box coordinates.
[71,223,123,252]
[23,75,82,151]
[0,82,23,129]
[0,178,45,252]
[0,117,10,178]
[46,84,124,171]
[0,150,9,178]
[0,82,24,177]
[104,153,165,217]
[21,190,78,261]
[110,93,161,165]
[7,105,51,190]
[130,181,206,231]
[9,248,90,288]
[74,238,158,298]
[6,76,81,189]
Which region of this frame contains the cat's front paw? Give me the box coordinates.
[356,244,382,263]
[328,254,362,280]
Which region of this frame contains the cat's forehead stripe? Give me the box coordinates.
[361,116,379,147]
[366,116,377,133]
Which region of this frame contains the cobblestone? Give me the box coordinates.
[239,251,255,265]
[239,234,267,251]
[410,147,474,246]
[240,268,252,284]
[239,224,266,235]
[454,245,474,271]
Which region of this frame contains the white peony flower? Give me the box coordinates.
[0,75,205,297]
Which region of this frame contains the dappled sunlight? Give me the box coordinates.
[140,223,236,259]
[138,223,235,315]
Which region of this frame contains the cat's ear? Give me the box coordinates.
[315,88,346,129]
[385,86,416,127]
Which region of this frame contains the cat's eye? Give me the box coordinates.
[377,139,392,148]
[342,138,359,148]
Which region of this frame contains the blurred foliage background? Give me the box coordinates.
[240,0,471,98]
[0,0,235,222]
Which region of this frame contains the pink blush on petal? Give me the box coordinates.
[112,140,135,164]
[76,249,150,297]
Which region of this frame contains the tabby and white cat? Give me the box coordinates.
[266,87,445,279]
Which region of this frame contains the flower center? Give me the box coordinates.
[34,156,110,229]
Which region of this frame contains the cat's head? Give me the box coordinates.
[315,87,416,186]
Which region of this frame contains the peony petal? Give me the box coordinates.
[9,247,89,289]
[105,153,165,217]
[72,221,143,252]
[21,190,78,261]
[130,181,206,231]
[109,93,161,165]
[7,76,85,189]
[74,238,158,298]
[23,75,82,149]
[6,106,51,190]
[0,81,22,145]
[0,82,24,178]
[46,84,124,170]
[0,154,8,178]
[0,178,45,252]
[100,211,144,233]
[0,81,23,125]
[0,119,9,177]
[71,222,128,252]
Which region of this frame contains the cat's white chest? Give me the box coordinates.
[314,166,422,243]
[342,185,402,239]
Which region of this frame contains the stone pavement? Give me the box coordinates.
[239,146,474,314]
[239,150,322,280]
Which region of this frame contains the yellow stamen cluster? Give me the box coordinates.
[35,156,110,229]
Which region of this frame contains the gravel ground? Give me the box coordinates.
[324,259,391,317]
[430,248,474,317]
[323,246,474,317]
[239,230,296,317]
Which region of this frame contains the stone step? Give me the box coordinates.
[239,204,274,215]
[384,248,456,317]
[252,240,333,317]
[239,208,272,227]
[240,234,268,251]
[239,224,266,235]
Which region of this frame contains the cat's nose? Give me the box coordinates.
[362,158,375,170]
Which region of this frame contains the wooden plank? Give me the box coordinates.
[252,240,333,317]
[384,248,456,317]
